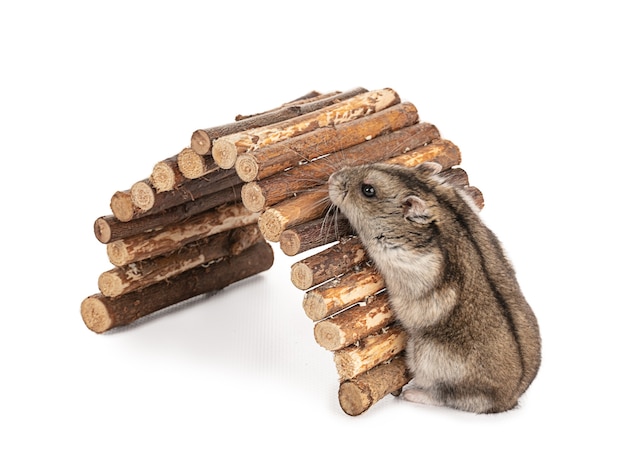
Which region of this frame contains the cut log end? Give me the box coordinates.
[240,182,266,213]
[235,155,259,182]
[302,291,328,321]
[191,129,212,155]
[178,147,209,179]
[130,181,156,211]
[258,208,287,243]
[94,217,112,244]
[151,161,179,193]
[80,296,113,334]
[106,241,130,267]
[338,381,372,417]
[313,321,346,351]
[212,139,238,169]
[98,272,124,298]
[279,229,301,256]
[290,262,314,290]
[110,191,135,222]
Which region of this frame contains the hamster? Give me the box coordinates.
[328,162,541,413]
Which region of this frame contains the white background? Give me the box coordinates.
[1,1,624,468]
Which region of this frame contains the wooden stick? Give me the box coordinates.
[290,236,367,290]
[212,88,400,169]
[386,138,461,170]
[110,190,139,222]
[334,325,407,381]
[279,215,353,256]
[257,186,329,242]
[130,179,156,211]
[94,183,243,244]
[313,293,393,351]
[98,224,262,297]
[81,240,274,333]
[235,101,418,182]
[106,203,259,266]
[177,147,219,179]
[150,155,186,192]
[192,88,367,155]
[338,355,410,416]
[240,122,440,212]
[301,263,385,321]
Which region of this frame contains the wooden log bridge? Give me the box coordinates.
[81,87,485,416]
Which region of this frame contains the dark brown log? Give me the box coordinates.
[240,122,440,212]
[235,101,418,182]
[94,183,243,244]
[279,215,354,256]
[313,293,393,351]
[334,325,407,381]
[106,203,258,266]
[81,240,274,333]
[213,88,400,169]
[290,236,367,290]
[192,88,367,155]
[98,224,262,297]
[302,264,385,321]
[338,355,410,416]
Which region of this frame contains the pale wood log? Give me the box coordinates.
[302,264,385,321]
[240,122,440,212]
[150,155,185,192]
[235,101,418,182]
[290,236,367,290]
[338,355,410,416]
[212,88,400,169]
[81,240,274,333]
[177,147,218,179]
[94,184,243,244]
[334,325,407,381]
[130,179,156,211]
[98,224,262,297]
[279,215,353,256]
[192,88,367,154]
[110,190,138,222]
[386,138,461,169]
[313,293,393,351]
[106,203,259,266]
[257,187,329,242]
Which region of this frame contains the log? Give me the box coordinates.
[257,186,329,242]
[110,190,138,222]
[334,325,407,381]
[212,88,400,169]
[386,138,461,170]
[81,240,274,333]
[302,263,385,321]
[106,203,259,266]
[290,236,367,290]
[338,355,410,416]
[192,88,367,155]
[240,122,440,212]
[150,155,186,192]
[279,215,354,256]
[98,224,262,297]
[177,147,219,179]
[94,183,243,244]
[313,293,393,351]
[235,101,419,182]
[130,179,156,211]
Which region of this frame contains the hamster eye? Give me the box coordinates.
[361,184,376,198]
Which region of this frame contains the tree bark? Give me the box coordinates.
[290,236,367,290]
[191,88,367,155]
[212,88,400,169]
[338,355,410,416]
[98,224,262,297]
[313,293,393,351]
[301,264,385,321]
[234,101,418,182]
[240,122,440,212]
[81,240,274,333]
[279,215,354,256]
[334,325,407,381]
[106,203,259,266]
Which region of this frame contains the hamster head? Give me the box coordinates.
[328,162,444,253]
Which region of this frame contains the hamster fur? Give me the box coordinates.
[328,162,541,413]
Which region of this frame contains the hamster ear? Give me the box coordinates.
[402,195,431,223]
[415,161,442,178]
